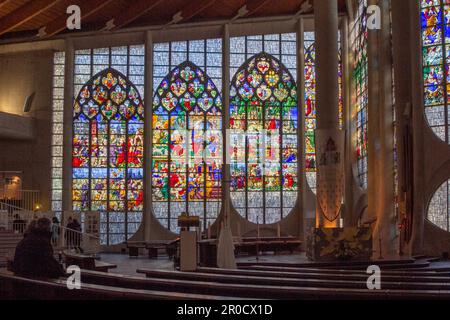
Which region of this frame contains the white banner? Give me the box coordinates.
[316,129,345,222]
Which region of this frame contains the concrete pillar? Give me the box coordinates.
[391,0,416,256]
[143,31,153,242]
[368,0,398,259]
[314,0,340,227]
[62,39,74,218]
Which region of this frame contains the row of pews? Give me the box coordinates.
[2,256,450,299]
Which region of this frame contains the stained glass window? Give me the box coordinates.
[72,46,145,245]
[230,48,298,224]
[427,179,450,230]
[51,52,65,217]
[420,0,450,142]
[352,0,369,189]
[304,32,344,194]
[152,59,222,233]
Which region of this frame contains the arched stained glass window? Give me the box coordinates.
[421,0,450,143]
[72,68,144,245]
[152,62,223,233]
[230,53,298,224]
[304,32,344,194]
[352,0,369,189]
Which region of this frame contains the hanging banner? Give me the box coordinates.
[316,129,345,222]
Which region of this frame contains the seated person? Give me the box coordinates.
[11,217,65,279]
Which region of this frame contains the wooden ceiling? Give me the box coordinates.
[0,0,348,43]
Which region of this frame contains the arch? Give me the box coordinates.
[229,52,298,224]
[72,68,144,245]
[152,61,223,233]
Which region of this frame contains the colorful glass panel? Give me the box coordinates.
[352,0,369,189]
[230,52,298,224]
[152,61,222,232]
[73,66,144,245]
[421,0,450,143]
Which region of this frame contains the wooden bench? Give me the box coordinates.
[136,268,450,291]
[126,241,173,259]
[196,267,450,284]
[134,268,450,299]
[63,252,117,273]
[0,271,237,300]
[239,265,450,276]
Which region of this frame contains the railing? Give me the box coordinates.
[0,209,101,255]
[57,226,101,256]
[0,189,40,212]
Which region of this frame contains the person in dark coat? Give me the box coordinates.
[11,217,65,279]
[71,218,83,253]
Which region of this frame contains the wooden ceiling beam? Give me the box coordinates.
[0,0,13,11]
[168,0,216,25]
[106,0,165,31]
[0,0,62,36]
[38,0,116,38]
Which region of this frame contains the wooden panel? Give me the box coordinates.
[0,0,61,35]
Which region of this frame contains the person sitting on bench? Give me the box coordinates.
[11,217,65,279]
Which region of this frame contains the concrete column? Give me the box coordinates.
[62,39,74,217]
[391,0,416,256]
[314,0,340,227]
[221,24,231,224]
[297,18,306,241]
[144,31,153,242]
[368,0,398,259]
[409,0,426,256]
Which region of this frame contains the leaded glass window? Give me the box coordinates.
[152,61,223,233]
[72,46,145,245]
[428,179,450,231]
[230,51,298,224]
[51,52,65,217]
[421,0,450,142]
[352,0,369,189]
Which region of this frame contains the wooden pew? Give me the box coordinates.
[126,241,173,258]
[0,271,236,300]
[93,269,450,299]
[5,268,450,300]
[238,265,450,276]
[63,252,117,273]
[136,268,450,291]
[125,241,146,258]
[196,267,450,284]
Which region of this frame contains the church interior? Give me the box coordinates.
[1,0,450,301]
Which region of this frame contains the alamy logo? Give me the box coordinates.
[367,5,381,30]
[66,265,81,290]
[366,265,381,290]
[66,5,81,30]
